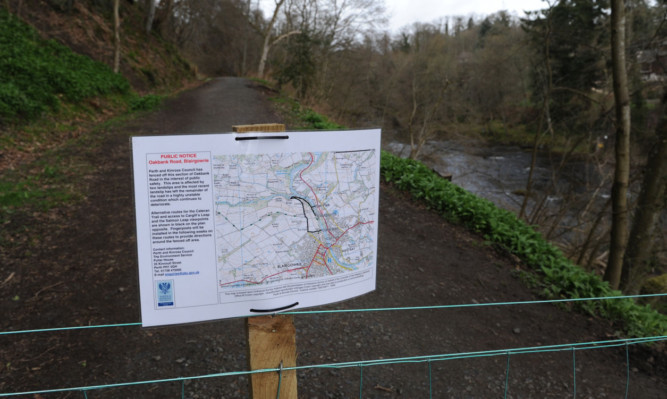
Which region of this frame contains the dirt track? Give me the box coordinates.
[1,77,665,398]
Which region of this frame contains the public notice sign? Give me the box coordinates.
[131,129,381,326]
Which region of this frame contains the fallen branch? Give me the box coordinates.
[31,281,64,299]
[0,272,15,287]
[374,384,393,393]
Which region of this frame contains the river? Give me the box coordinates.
[386,139,614,262]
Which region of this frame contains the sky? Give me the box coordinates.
[258,0,551,33]
[386,0,548,32]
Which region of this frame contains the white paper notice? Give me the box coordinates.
[131,130,381,326]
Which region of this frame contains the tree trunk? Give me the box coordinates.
[159,0,174,37]
[258,33,272,78]
[113,0,120,74]
[604,0,631,290]
[621,91,667,293]
[145,0,156,35]
[520,7,553,220]
[241,0,251,76]
[256,0,287,78]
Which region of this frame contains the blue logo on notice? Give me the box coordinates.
[156,280,174,307]
[158,282,171,294]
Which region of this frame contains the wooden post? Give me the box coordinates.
[234,122,296,398]
[246,315,298,398]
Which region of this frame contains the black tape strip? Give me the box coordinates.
[249,302,299,313]
[235,135,289,141]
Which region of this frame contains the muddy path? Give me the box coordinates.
[1,77,665,398]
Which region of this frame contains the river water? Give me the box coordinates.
[388,141,609,210]
[386,140,614,259]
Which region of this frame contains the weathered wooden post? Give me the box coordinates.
[232,123,298,399]
[246,314,298,398]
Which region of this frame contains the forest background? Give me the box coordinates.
[1,0,666,309]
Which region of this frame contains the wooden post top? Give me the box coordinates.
[233,123,286,133]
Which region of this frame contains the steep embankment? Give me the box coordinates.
[1,2,194,237]
[0,7,129,122]
[11,0,192,92]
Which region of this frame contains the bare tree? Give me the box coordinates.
[156,0,174,37]
[113,0,120,73]
[5,0,25,17]
[250,0,300,77]
[621,91,667,293]
[406,73,448,159]
[385,27,454,159]
[604,0,632,290]
[145,0,156,34]
[519,2,557,221]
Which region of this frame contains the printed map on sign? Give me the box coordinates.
[213,150,377,288]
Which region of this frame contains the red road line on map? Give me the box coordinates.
[299,152,337,240]
[323,258,333,275]
[332,220,374,247]
[221,220,374,286]
[306,220,374,277]
[305,244,328,278]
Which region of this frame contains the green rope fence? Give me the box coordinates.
[1,293,664,336]
[1,293,665,398]
[0,334,664,397]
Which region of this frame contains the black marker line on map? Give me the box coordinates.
[249,302,299,313]
[290,196,322,233]
[235,135,289,141]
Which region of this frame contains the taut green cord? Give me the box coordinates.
[2,293,664,337]
[0,322,141,336]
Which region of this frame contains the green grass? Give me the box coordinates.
[270,95,344,130]
[0,170,76,210]
[128,93,164,111]
[0,157,80,237]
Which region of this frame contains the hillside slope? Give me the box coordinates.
[1,1,195,234]
[11,0,193,92]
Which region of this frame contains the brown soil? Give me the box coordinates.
[1,78,665,398]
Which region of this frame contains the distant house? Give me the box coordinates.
[637,39,667,83]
